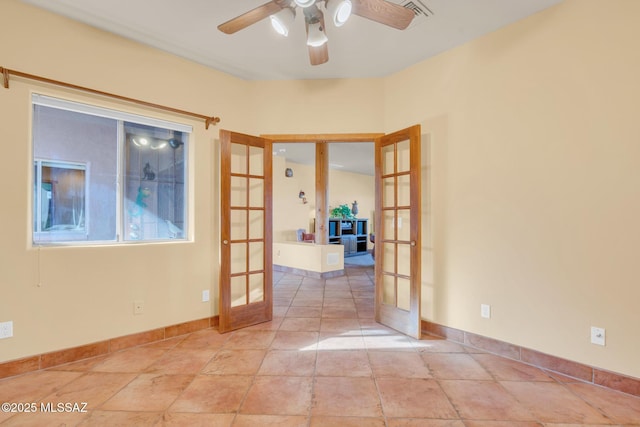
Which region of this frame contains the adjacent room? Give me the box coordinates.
[272,141,376,276]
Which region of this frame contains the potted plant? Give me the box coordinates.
[330,204,352,219]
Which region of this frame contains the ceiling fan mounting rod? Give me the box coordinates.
[303,4,323,24]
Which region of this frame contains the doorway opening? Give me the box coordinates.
[220,128,422,337]
[271,139,375,276]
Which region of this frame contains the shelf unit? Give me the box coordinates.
[328,218,368,257]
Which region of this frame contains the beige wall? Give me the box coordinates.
[0,0,382,363]
[249,79,385,135]
[386,0,640,378]
[272,157,316,243]
[274,242,344,273]
[0,0,239,361]
[1,0,639,379]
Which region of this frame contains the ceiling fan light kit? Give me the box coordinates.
[307,21,328,46]
[327,0,352,27]
[218,0,415,65]
[294,0,316,7]
[270,8,296,36]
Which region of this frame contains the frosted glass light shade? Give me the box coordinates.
[270,8,295,36]
[295,0,316,7]
[307,22,328,47]
[327,0,352,27]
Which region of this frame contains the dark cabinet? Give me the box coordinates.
[328,218,368,257]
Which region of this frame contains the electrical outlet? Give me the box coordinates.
[202,290,210,302]
[133,300,144,315]
[591,326,605,346]
[0,321,14,339]
[480,304,491,319]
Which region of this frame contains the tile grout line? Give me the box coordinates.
[468,352,545,425]
[278,275,316,425]
[155,333,225,424]
[307,277,323,426]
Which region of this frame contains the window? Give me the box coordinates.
[33,160,88,242]
[123,122,187,241]
[32,94,191,245]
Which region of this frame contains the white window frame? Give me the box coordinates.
[32,94,193,133]
[32,94,192,246]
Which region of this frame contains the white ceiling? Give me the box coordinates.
[23,0,561,174]
[23,0,562,81]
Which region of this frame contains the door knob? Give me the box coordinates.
[223,240,229,245]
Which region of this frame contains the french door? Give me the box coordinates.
[219,130,272,333]
[375,125,422,338]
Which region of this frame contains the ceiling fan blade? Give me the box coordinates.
[351,0,415,30]
[218,1,283,34]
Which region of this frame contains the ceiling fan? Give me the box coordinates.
[218,0,415,66]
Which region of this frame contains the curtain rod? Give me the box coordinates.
[1,66,221,129]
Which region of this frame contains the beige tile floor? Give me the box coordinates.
[1,265,639,426]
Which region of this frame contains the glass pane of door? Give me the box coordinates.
[230,243,247,275]
[249,146,264,176]
[230,210,247,240]
[249,273,265,303]
[231,176,247,207]
[397,139,410,172]
[231,143,247,174]
[231,276,247,308]
[383,274,395,306]
[249,211,264,239]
